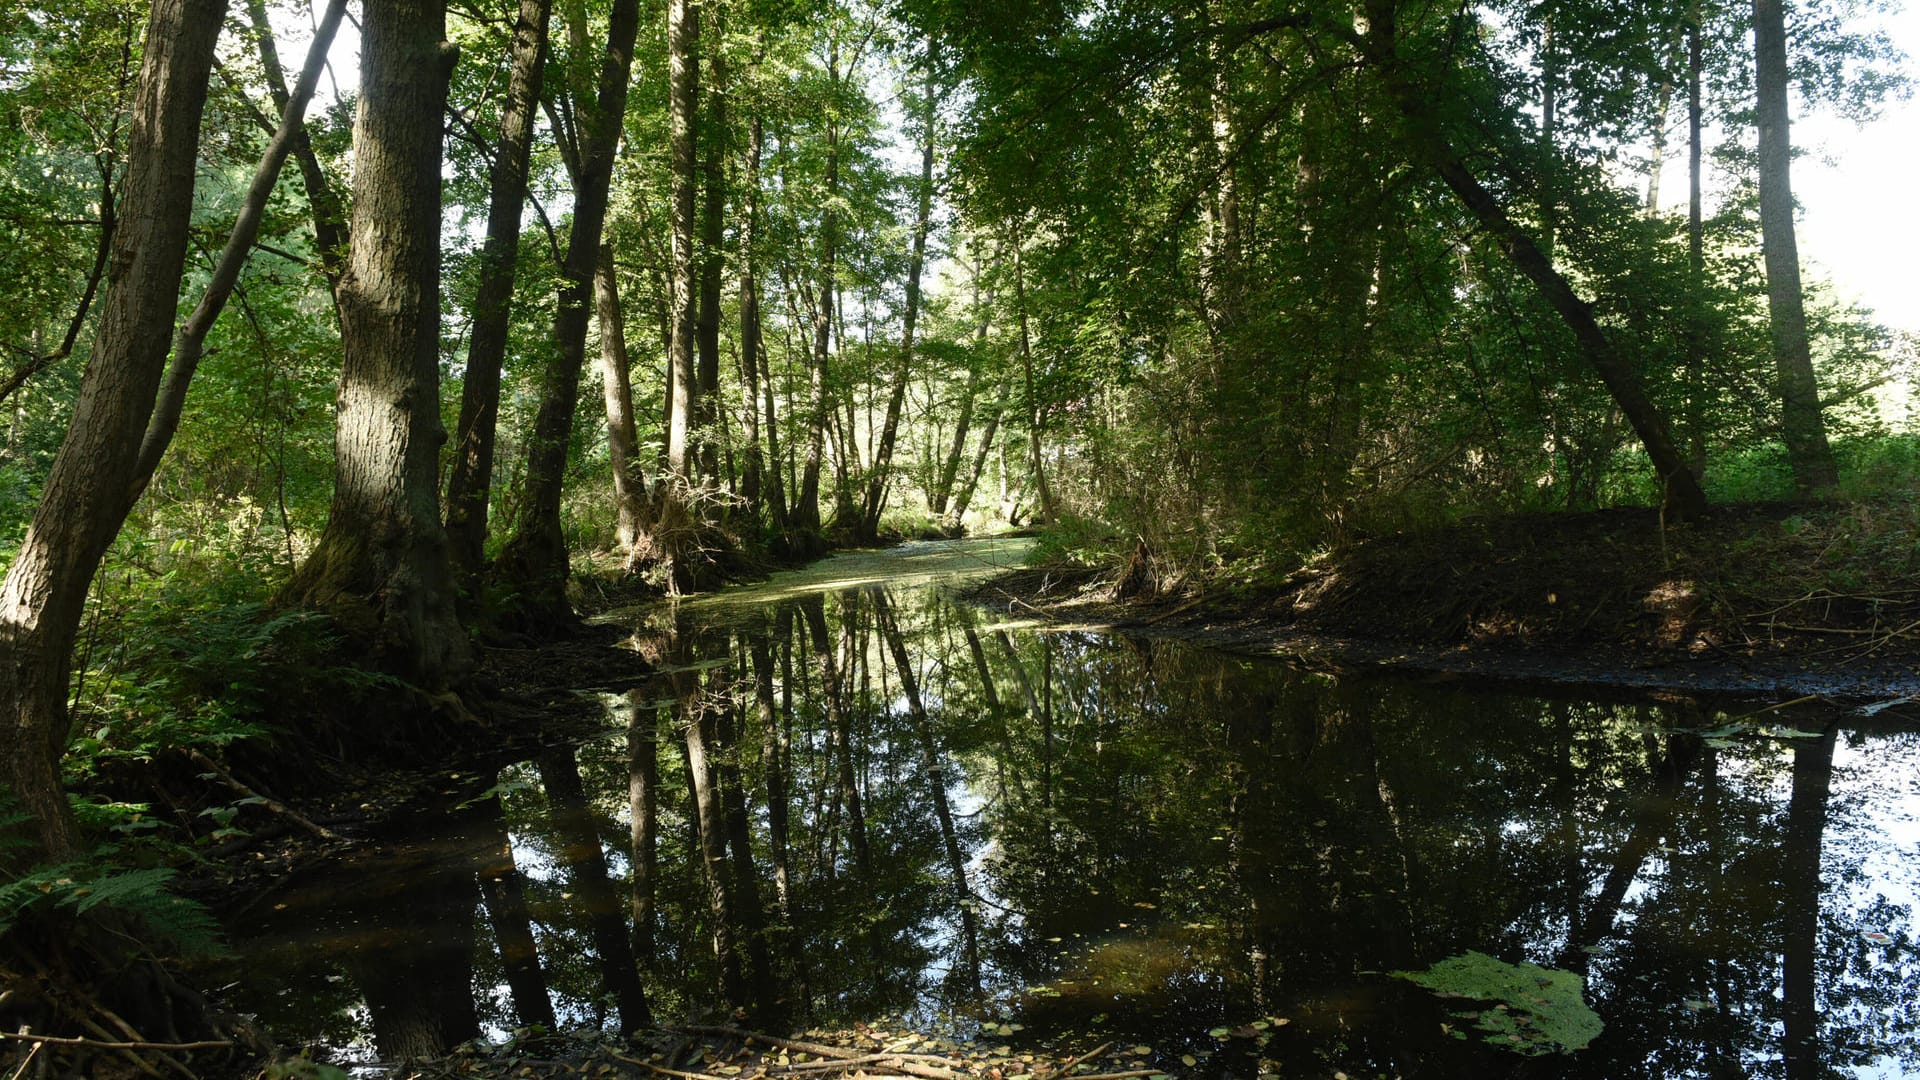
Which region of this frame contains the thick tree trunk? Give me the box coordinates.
[286,0,470,687]
[494,0,641,622]
[1360,2,1709,519]
[0,0,225,863]
[444,0,553,586]
[860,71,937,540]
[1753,0,1840,493]
[597,244,655,563]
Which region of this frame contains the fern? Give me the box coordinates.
[0,861,230,959]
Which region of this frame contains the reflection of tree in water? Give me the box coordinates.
[227,573,1920,1076]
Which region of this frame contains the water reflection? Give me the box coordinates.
[223,540,1920,1077]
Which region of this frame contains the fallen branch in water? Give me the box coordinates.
[188,749,343,842]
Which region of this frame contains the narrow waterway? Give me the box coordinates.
[224,538,1920,1077]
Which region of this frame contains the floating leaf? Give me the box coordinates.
[1394,951,1603,1056]
[1208,1027,1231,1039]
[1181,1055,1198,1067]
[1863,931,1894,945]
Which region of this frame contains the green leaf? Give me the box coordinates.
[1394,951,1603,1056]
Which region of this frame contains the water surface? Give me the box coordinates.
[225,538,1920,1077]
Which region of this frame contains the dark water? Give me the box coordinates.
[223,539,1920,1077]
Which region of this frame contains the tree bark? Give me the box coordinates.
[493,0,641,622]
[285,0,470,688]
[444,0,553,586]
[627,692,660,964]
[946,391,1004,532]
[0,0,225,863]
[1753,0,1840,493]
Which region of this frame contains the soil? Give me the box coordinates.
[966,501,1920,703]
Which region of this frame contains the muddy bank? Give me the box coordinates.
[967,502,1920,702]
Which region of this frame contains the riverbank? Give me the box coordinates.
[967,500,1920,702]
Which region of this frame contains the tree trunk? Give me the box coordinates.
[1685,12,1707,480]
[1781,725,1836,1079]
[597,244,655,563]
[285,0,469,688]
[493,0,641,623]
[792,45,841,545]
[476,792,558,1030]
[1753,0,1840,493]
[873,593,980,985]
[627,692,660,964]
[695,12,729,487]
[539,748,653,1032]
[1360,1,1709,519]
[1012,241,1056,524]
[860,68,938,540]
[444,0,553,586]
[0,0,225,863]
[665,0,701,483]
[245,0,348,290]
[946,392,1004,532]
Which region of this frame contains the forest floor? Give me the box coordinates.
[966,499,1920,703]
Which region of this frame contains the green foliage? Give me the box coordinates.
[0,788,227,959]
[1395,951,1605,1056]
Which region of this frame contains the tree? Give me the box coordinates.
[1752,0,1840,493]
[1,0,227,862]
[284,0,469,688]
[493,0,642,621]
[444,0,555,588]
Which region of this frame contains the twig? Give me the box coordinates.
[0,1032,233,1052]
[187,749,343,841]
[7,1040,42,1080]
[1059,1042,1111,1071]
[610,1055,728,1080]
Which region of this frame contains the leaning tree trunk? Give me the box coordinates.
[665,0,701,484]
[443,0,553,587]
[1360,0,1709,519]
[1753,0,1839,494]
[286,0,470,688]
[0,0,224,862]
[493,0,641,622]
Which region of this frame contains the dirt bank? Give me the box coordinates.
[966,501,1920,702]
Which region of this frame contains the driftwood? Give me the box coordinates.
[672,1025,963,1080]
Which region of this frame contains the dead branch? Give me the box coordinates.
[187,749,344,842]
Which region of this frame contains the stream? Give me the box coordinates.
[220,538,1920,1078]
